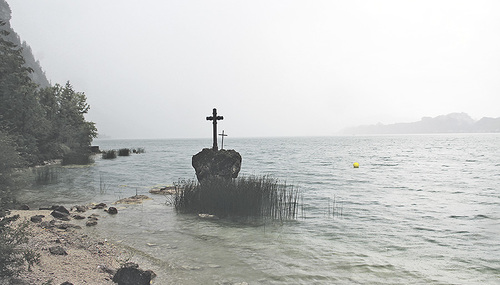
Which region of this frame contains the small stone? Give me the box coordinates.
[53,206,70,215]
[60,282,73,285]
[72,214,86,220]
[19,204,30,210]
[106,207,118,214]
[56,223,69,230]
[30,215,44,223]
[39,220,55,229]
[86,220,98,227]
[49,246,67,255]
[92,203,107,209]
[51,209,70,220]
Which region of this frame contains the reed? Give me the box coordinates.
[34,166,59,185]
[173,176,300,220]
[102,150,117,159]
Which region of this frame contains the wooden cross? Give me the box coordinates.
[206,108,223,150]
[219,130,227,150]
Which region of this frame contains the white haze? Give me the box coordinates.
[7,0,500,139]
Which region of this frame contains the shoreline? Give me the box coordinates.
[4,208,142,285]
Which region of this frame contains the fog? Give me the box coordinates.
[7,0,500,139]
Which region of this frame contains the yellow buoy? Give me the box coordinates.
[353,162,359,168]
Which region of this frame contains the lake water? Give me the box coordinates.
[16,134,500,284]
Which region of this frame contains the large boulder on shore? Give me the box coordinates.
[192,148,242,183]
[112,262,156,285]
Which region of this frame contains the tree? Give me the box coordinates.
[0,21,45,165]
[1,21,97,165]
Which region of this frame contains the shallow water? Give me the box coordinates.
[16,134,500,284]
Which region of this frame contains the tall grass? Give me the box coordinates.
[34,166,59,185]
[173,176,300,220]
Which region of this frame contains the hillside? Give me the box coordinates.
[0,0,50,87]
[342,113,500,134]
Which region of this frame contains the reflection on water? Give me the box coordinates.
[14,134,500,284]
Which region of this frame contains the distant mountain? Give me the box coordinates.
[0,0,50,88]
[342,113,500,134]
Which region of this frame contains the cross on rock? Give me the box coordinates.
[219,130,227,150]
[206,108,223,150]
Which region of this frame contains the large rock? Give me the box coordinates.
[192,148,242,183]
[112,262,156,285]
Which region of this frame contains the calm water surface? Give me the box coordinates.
[17,134,500,284]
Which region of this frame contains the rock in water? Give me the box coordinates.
[106,207,118,214]
[192,148,242,183]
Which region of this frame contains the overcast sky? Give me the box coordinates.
[7,0,500,139]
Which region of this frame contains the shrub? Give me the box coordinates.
[102,150,117,159]
[118,148,130,156]
[173,176,300,220]
[132,148,145,154]
[0,212,40,277]
[62,151,92,165]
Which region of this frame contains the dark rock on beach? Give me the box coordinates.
[50,206,71,220]
[92,203,107,209]
[72,214,86,220]
[86,220,98,227]
[192,148,242,183]
[30,215,44,223]
[49,246,68,256]
[112,262,156,285]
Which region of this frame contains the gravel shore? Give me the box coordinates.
[4,209,131,285]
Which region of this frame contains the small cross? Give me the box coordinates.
[219,130,228,150]
[206,108,223,150]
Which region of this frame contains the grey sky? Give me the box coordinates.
[7,0,500,139]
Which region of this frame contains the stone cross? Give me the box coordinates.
[219,130,227,150]
[206,108,223,150]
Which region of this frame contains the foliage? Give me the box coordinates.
[118,148,130,156]
[133,147,145,154]
[0,21,97,166]
[173,176,301,220]
[102,150,117,159]
[0,214,40,277]
[0,131,25,209]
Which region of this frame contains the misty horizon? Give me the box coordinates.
[6,0,500,139]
